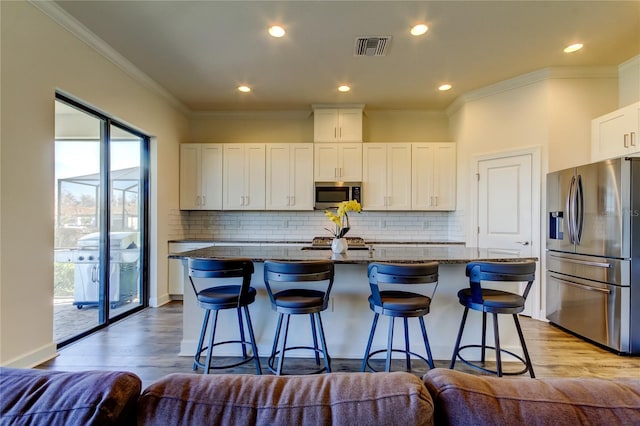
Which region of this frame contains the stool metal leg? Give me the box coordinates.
[315,312,331,373]
[403,318,411,371]
[493,313,502,377]
[270,313,284,364]
[237,307,247,359]
[276,314,291,376]
[386,316,395,372]
[194,309,211,371]
[419,316,435,369]
[450,307,469,369]
[243,306,262,375]
[310,314,320,366]
[361,313,379,372]
[204,310,219,375]
[481,312,487,363]
[513,314,535,378]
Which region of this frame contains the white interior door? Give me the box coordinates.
[477,152,539,317]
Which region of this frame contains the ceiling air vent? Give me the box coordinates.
[353,36,392,56]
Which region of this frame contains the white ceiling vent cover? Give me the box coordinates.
[354,36,392,56]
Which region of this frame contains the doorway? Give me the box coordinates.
[53,94,150,346]
[472,147,541,318]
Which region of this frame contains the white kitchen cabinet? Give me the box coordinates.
[313,108,363,142]
[412,143,456,211]
[266,143,314,210]
[314,143,362,181]
[179,144,223,210]
[591,101,640,162]
[223,143,266,210]
[363,143,412,210]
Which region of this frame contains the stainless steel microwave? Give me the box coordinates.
[314,182,361,210]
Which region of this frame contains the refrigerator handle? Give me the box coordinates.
[566,175,576,244]
[575,174,584,244]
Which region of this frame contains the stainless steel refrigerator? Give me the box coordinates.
[546,157,639,354]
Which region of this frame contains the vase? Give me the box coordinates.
[331,237,348,254]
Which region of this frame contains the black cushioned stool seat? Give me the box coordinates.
[189,258,261,375]
[361,262,439,373]
[449,260,536,377]
[263,260,335,375]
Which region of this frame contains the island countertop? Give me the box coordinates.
[170,244,537,264]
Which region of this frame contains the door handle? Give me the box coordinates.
[516,241,529,246]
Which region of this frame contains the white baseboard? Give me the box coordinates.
[2,342,58,368]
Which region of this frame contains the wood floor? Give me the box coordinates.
[37,301,640,388]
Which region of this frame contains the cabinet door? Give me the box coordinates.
[314,143,339,181]
[244,144,266,210]
[200,144,223,210]
[223,144,246,209]
[314,109,338,142]
[387,143,412,210]
[179,144,201,210]
[290,144,314,210]
[591,102,640,162]
[338,143,363,181]
[362,143,388,210]
[266,144,291,210]
[431,144,456,211]
[338,109,363,142]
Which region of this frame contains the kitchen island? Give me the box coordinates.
[172,244,538,362]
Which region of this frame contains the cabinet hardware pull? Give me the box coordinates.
[196,196,201,206]
[624,133,630,148]
[202,196,206,206]
[631,132,637,147]
[549,254,611,268]
[552,275,611,294]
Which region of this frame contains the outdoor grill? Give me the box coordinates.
[55,232,140,309]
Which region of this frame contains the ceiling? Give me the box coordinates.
[54,1,640,112]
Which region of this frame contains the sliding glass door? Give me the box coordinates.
[54,94,149,346]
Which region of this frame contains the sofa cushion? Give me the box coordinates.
[423,368,640,425]
[138,372,434,425]
[0,367,141,425]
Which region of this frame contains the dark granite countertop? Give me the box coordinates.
[170,245,537,264]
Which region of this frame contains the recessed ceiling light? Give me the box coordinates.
[338,85,351,93]
[410,24,428,36]
[238,85,251,93]
[268,25,286,38]
[438,83,452,91]
[564,43,583,53]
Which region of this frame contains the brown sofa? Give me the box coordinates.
[2,366,639,425]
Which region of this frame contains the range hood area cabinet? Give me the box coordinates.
[362,143,412,210]
[266,143,314,210]
[313,107,363,142]
[591,101,640,162]
[179,144,223,210]
[411,143,456,211]
[314,143,363,181]
[223,144,266,210]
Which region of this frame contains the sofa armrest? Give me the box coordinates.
[139,372,434,425]
[0,367,141,425]
[423,368,640,425]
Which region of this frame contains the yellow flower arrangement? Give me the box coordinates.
[324,199,362,238]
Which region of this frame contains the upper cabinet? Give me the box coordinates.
[314,143,363,182]
[266,143,314,210]
[313,107,363,142]
[412,143,456,211]
[363,143,412,210]
[223,143,266,210]
[179,144,223,210]
[591,101,640,162]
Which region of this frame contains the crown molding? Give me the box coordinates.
[29,0,190,115]
[446,66,618,116]
[189,110,313,119]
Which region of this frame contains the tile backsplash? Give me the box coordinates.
[169,209,465,242]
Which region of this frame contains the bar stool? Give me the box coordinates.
[361,262,439,373]
[449,260,536,378]
[188,258,262,375]
[263,260,334,375]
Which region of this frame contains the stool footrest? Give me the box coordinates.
[453,344,531,376]
[193,339,259,371]
[267,346,330,375]
[363,348,433,373]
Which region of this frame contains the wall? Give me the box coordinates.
[0,1,188,367]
